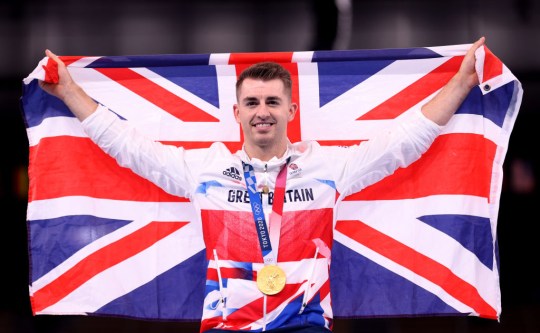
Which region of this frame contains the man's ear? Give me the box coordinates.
[233,104,240,123]
[288,102,298,122]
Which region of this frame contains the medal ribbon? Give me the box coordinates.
[243,160,288,266]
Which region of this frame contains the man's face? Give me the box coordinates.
[234,78,297,152]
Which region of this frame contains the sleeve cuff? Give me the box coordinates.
[413,108,444,134]
[81,104,119,141]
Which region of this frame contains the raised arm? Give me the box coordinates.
[421,37,485,126]
[39,49,98,121]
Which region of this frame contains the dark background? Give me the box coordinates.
[1,0,539,332]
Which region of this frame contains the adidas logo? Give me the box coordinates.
[223,166,242,180]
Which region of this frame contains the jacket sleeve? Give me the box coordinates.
[81,104,194,198]
[334,109,443,197]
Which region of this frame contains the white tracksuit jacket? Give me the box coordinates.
[82,104,441,332]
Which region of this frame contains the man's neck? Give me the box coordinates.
[245,144,287,162]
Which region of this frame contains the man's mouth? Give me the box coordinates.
[253,123,273,128]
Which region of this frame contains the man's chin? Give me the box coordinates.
[251,136,275,148]
[253,139,272,147]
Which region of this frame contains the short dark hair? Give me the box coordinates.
[236,62,292,99]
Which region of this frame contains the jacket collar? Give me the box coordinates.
[236,140,304,169]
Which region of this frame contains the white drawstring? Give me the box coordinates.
[298,247,319,314]
[213,249,227,320]
[262,294,268,331]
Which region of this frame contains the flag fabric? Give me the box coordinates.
[21,43,522,322]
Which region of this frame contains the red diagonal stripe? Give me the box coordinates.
[336,220,498,319]
[59,55,86,67]
[358,56,463,120]
[482,46,503,83]
[31,221,188,313]
[265,282,303,312]
[29,136,189,202]
[95,68,219,122]
[345,133,496,201]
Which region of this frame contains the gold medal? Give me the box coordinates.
[257,265,286,295]
[262,185,270,194]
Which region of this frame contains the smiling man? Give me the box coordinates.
[39,37,484,333]
[234,64,298,162]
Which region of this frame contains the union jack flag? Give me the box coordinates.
[21,43,522,322]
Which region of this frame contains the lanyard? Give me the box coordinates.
[242,160,288,266]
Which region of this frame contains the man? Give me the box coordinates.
[39,37,485,333]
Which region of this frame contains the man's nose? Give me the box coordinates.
[255,105,270,118]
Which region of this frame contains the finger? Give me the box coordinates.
[45,49,65,66]
[470,37,485,54]
[45,49,55,59]
[461,37,484,66]
[476,36,486,47]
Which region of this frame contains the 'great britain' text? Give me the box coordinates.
[227,188,314,204]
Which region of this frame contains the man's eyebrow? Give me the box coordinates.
[241,95,282,103]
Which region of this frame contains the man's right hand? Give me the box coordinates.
[39,49,98,121]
